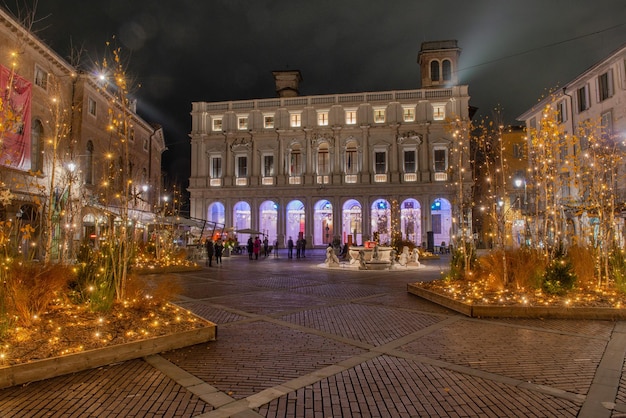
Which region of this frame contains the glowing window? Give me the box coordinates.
[290,113,301,127]
[317,110,329,126]
[238,116,248,130]
[345,109,357,125]
[374,108,385,123]
[403,106,415,122]
[432,104,445,121]
[212,117,223,131]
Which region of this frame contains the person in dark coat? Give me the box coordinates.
[247,237,254,260]
[214,240,224,265]
[296,238,301,259]
[301,238,306,258]
[205,239,214,267]
[263,237,269,257]
[287,236,294,259]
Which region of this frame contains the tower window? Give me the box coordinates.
[430,60,440,82]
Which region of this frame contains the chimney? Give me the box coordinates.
[272,70,303,97]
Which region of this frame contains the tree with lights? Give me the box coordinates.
[525,102,569,259]
[92,39,140,301]
[570,117,624,287]
[449,117,474,277]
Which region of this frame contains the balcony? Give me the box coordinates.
[374,174,388,183]
[344,174,358,184]
[235,177,248,186]
[404,173,417,182]
[289,176,302,185]
[198,87,455,113]
[434,172,448,181]
[262,177,274,185]
[209,178,222,187]
[317,175,330,184]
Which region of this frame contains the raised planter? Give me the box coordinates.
[407,283,626,320]
[0,321,216,389]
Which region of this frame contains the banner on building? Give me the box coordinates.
[1,64,32,171]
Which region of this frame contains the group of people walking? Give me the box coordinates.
[206,235,310,264]
[246,236,270,260]
[287,236,306,259]
[204,239,224,267]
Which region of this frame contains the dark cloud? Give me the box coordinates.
[23,0,626,187]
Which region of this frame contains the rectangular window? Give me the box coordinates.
[212,117,223,131]
[374,151,386,174]
[434,149,447,172]
[317,149,330,174]
[290,113,301,127]
[238,116,248,130]
[374,108,385,123]
[317,111,329,126]
[432,104,445,120]
[129,128,135,142]
[598,70,614,102]
[236,156,247,177]
[346,147,357,174]
[34,66,48,90]
[404,150,416,172]
[403,107,415,122]
[88,97,97,116]
[577,84,590,112]
[290,150,302,175]
[211,157,222,178]
[263,155,274,177]
[264,115,274,129]
[556,100,567,124]
[601,111,613,140]
[513,143,524,159]
[143,137,149,151]
[345,109,357,125]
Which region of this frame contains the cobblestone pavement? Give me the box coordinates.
[2,249,626,417]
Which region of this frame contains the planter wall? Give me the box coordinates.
[0,322,216,389]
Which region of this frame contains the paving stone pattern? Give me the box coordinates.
[1,250,625,417]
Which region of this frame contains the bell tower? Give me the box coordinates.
[418,40,461,88]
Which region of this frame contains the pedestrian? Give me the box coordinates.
[301,238,306,258]
[296,238,301,259]
[205,238,214,267]
[287,236,294,259]
[247,237,254,260]
[214,240,223,265]
[253,236,261,260]
[273,239,279,258]
[263,236,269,257]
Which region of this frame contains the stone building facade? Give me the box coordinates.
[518,43,626,244]
[0,7,166,259]
[189,41,471,250]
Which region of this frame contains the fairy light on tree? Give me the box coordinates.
[449,116,473,276]
[93,38,140,301]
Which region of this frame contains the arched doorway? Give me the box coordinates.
[371,199,390,244]
[430,198,452,250]
[286,200,305,243]
[401,198,421,244]
[233,201,252,241]
[342,199,362,246]
[314,200,332,246]
[259,200,278,243]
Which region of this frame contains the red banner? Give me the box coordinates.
[1,64,32,170]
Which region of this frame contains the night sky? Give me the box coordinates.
[11,0,626,194]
